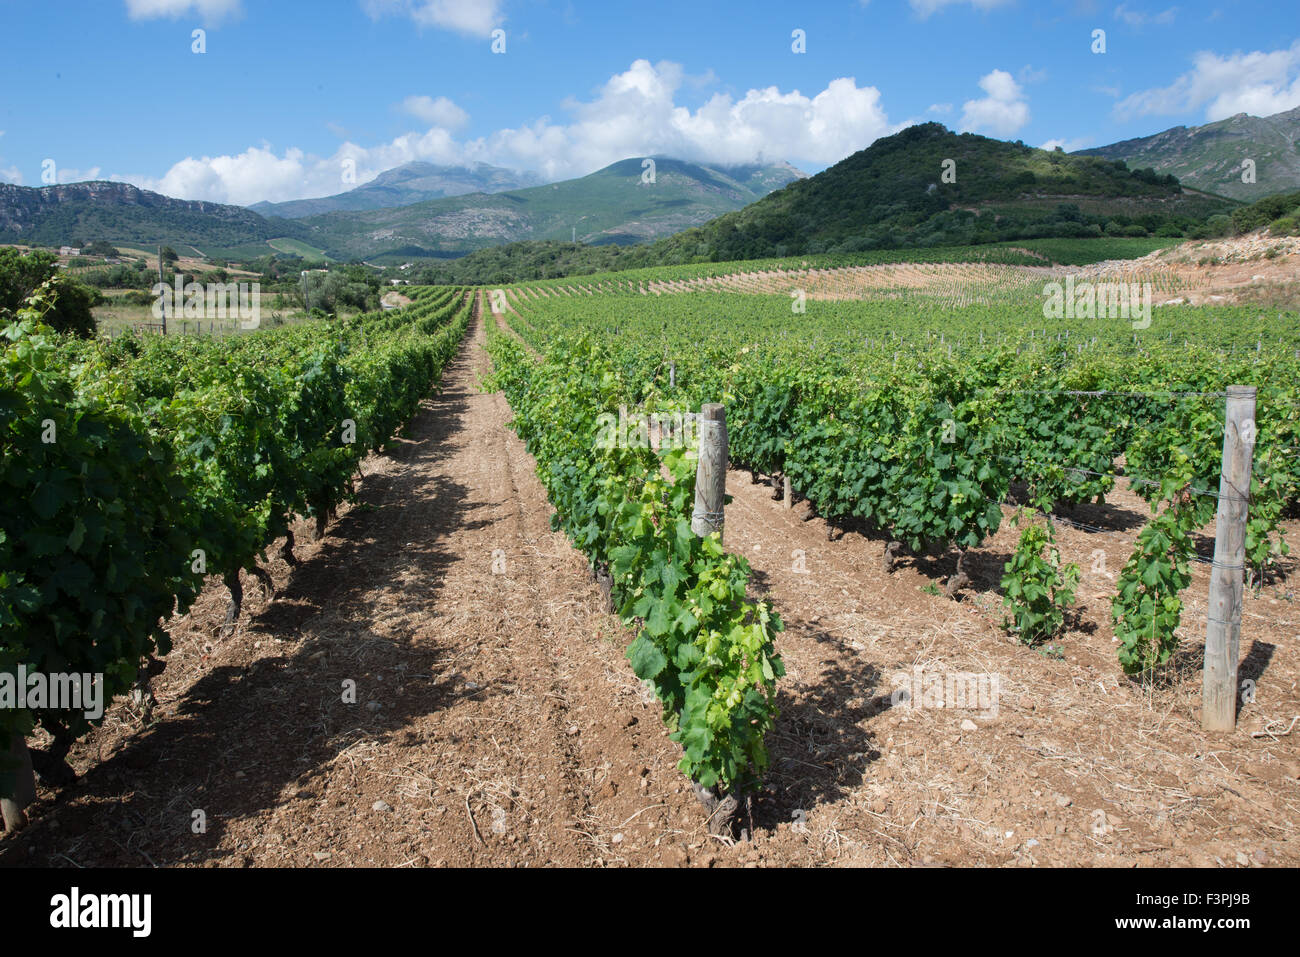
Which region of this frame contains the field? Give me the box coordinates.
[91,286,312,337]
[2,238,1298,868]
[267,237,332,261]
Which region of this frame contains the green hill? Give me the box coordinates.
[0,181,272,250]
[1077,106,1300,202]
[637,123,1235,263]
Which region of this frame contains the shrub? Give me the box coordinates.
[1000,511,1079,645]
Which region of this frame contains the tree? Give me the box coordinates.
[0,248,61,311]
[0,248,101,338]
[30,276,101,337]
[159,246,180,267]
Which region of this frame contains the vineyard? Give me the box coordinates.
[2,286,473,825]
[1,249,1298,867]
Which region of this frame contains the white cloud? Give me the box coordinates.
[0,165,20,185]
[124,0,242,22]
[361,0,503,37]
[959,69,1030,136]
[910,0,1014,17]
[400,95,470,129]
[1040,136,1092,152]
[120,59,904,204]
[472,60,899,180]
[124,133,464,207]
[1115,41,1300,121]
[927,103,954,114]
[1113,4,1177,27]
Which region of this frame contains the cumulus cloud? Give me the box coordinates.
[124,0,242,22]
[121,59,903,205]
[361,0,503,36]
[910,0,1014,17]
[959,69,1030,136]
[1115,41,1300,121]
[400,95,470,129]
[125,132,464,207]
[474,60,899,180]
[0,165,20,185]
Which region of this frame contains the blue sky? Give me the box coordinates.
[0,0,1297,206]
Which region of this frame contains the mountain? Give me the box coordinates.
[281,157,807,261]
[248,161,545,219]
[0,181,272,249]
[0,158,805,263]
[633,123,1236,262]
[1076,106,1300,201]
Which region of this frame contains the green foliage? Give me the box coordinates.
[500,282,1298,683]
[0,247,60,311]
[1232,190,1300,233]
[1,285,471,794]
[1000,511,1079,645]
[1126,398,1292,585]
[1111,495,1197,675]
[1,315,195,760]
[487,332,784,794]
[1269,215,1300,236]
[0,248,102,337]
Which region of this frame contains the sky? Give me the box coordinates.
[0,0,1297,207]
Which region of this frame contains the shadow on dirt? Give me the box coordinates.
[1,337,486,868]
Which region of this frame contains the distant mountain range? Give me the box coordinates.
[0,181,273,250]
[248,161,545,219]
[6,118,1267,269]
[280,158,807,261]
[1077,106,1300,201]
[0,158,805,261]
[415,123,1244,283]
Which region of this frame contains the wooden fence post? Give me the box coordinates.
[1,735,37,834]
[1202,385,1256,732]
[691,404,727,541]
